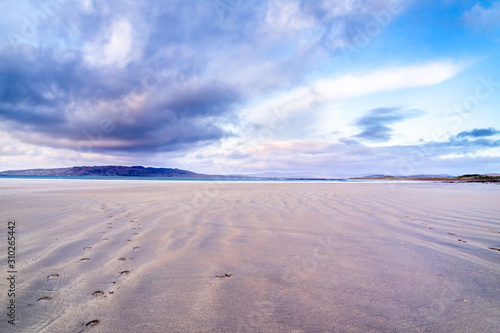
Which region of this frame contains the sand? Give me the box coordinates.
[0,179,499,332]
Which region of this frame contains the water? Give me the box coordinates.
[0,175,418,184]
[0,174,351,182]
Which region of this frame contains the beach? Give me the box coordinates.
[0,179,499,332]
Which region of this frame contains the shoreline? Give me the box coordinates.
[1,175,498,184]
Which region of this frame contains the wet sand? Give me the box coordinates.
[0,180,499,332]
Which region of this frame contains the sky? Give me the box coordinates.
[0,0,499,177]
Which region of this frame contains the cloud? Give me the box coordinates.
[0,43,241,154]
[1,0,494,177]
[463,2,500,31]
[354,107,423,142]
[300,0,411,52]
[227,150,251,159]
[264,0,314,34]
[210,135,500,177]
[0,0,421,161]
[456,127,500,139]
[243,61,462,128]
[313,62,462,98]
[84,18,136,68]
[0,1,362,156]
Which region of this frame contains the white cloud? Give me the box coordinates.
[242,61,464,127]
[464,2,500,30]
[80,0,94,13]
[315,62,461,97]
[264,0,315,34]
[320,0,357,17]
[84,18,136,68]
[319,0,408,18]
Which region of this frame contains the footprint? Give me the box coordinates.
[92,291,105,297]
[447,232,456,235]
[86,320,101,327]
[102,238,109,241]
[127,239,133,242]
[133,247,139,250]
[120,270,130,275]
[47,274,59,281]
[215,273,232,278]
[80,258,90,261]
[37,296,52,301]
[489,247,500,252]
[458,239,467,243]
[118,257,126,261]
[84,247,92,251]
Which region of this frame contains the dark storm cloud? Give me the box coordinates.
[0,47,241,152]
[0,57,240,153]
[0,46,134,106]
[354,107,423,142]
[0,0,245,153]
[0,105,65,126]
[0,0,411,157]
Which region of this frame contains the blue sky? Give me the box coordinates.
[0,0,499,177]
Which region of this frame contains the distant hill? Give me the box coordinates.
[1,167,498,182]
[361,174,454,179]
[351,173,499,183]
[405,174,455,178]
[0,165,213,178]
[0,166,336,180]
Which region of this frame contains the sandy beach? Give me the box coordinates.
[0,180,499,332]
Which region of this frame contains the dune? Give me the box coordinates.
[0,179,499,332]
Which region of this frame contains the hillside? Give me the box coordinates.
[0,166,208,178]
